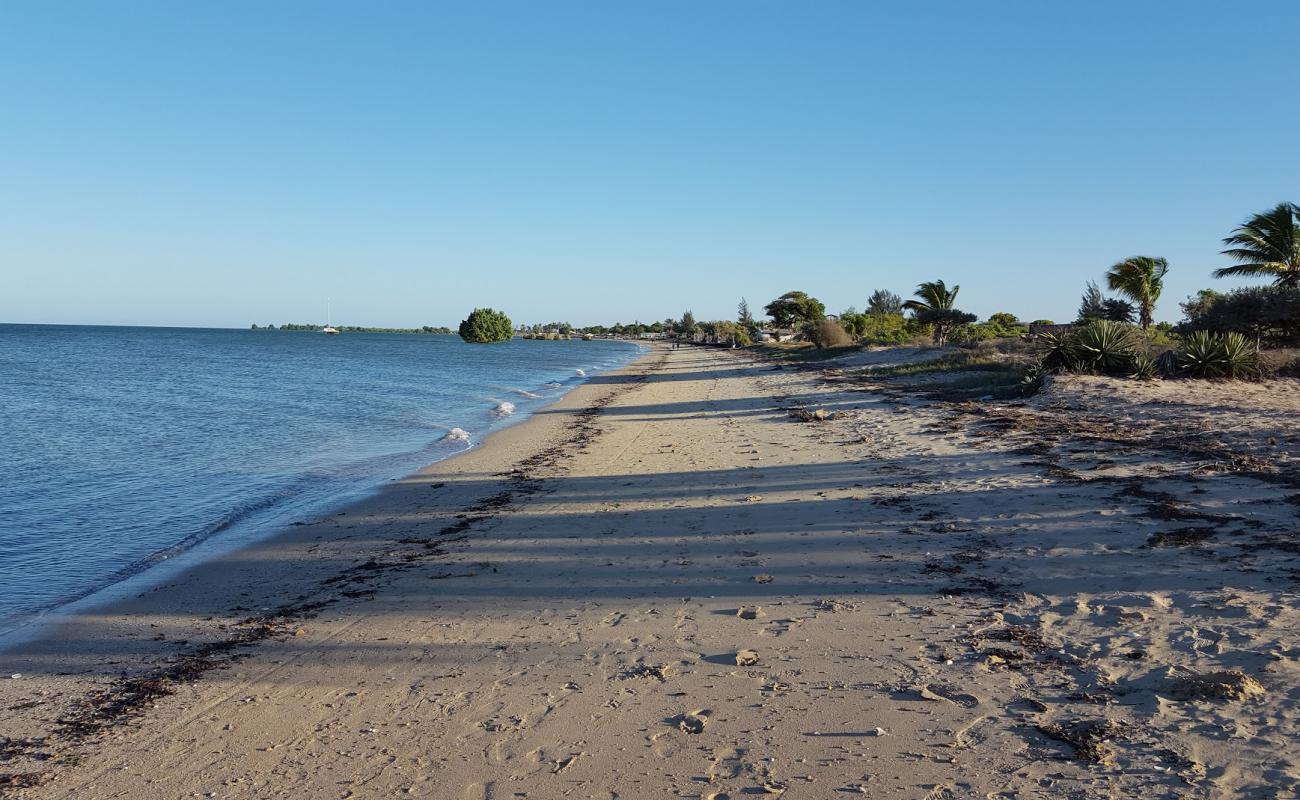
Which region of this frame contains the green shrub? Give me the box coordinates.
[1219,332,1262,379]
[1072,320,1138,374]
[1177,330,1260,379]
[1177,331,1224,377]
[1179,286,1300,346]
[1035,329,1077,372]
[458,308,514,343]
[1035,321,1139,376]
[850,312,914,345]
[1129,352,1158,380]
[950,313,1029,345]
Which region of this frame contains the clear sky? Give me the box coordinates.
[2,1,1298,328]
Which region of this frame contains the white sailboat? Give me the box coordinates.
[322,303,340,335]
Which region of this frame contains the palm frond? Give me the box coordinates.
[1212,263,1282,279]
[1218,202,1300,286]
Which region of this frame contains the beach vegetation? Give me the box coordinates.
[1076,281,1136,324]
[458,308,514,343]
[1214,201,1300,288]
[1035,320,1139,376]
[809,318,853,348]
[860,342,1035,399]
[948,312,1029,345]
[837,309,920,343]
[866,289,904,316]
[764,291,826,328]
[903,280,977,346]
[737,298,757,332]
[1105,256,1169,329]
[1070,320,1140,374]
[677,310,698,338]
[1179,285,1300,346]
[1129,352,1159,381]
[1177,330,1261,379]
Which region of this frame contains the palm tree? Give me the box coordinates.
[903,280,974,346]
[902,280,960,313]
[1105,256,1168,329]
[1214,202,1300,288]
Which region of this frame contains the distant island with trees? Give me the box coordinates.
[250,323,453,334]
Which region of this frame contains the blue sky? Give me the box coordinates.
[2,2,1297,328]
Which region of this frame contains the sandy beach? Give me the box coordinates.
[3,343,1299,799]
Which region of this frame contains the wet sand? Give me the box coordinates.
[2,345,1298,798]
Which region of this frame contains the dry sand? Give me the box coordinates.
[2,345,1298,799]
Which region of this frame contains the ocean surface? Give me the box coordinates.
[0,325,643,634]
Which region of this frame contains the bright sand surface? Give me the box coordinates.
[2,344,1299,798]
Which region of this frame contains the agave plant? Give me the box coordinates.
[1129,352,1158,381]
[1178,330,1227,377]
[1218,332,1261,379]
[1071,320,1138,374]
[1034,329,1078,372]
[1176,330,1259,379]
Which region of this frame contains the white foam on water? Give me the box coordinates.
[574,368,586,377]
[493,401,515,416]
[443,427,471,441]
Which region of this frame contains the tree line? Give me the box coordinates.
[670,200,1299,351]
[252,323,453,334]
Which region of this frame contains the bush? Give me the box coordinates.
[1035,320,1138,376]
[1177,331,1260,379]
[842,312,922,345]
[458,308,514,343]
[1129,352,1158,381]
[911,307,978,346]
[1179,286,1300,346]
[1035,329,1076,372]
[1072,320,1139,374]
[808,318,853,348]
[950,313,1029,345]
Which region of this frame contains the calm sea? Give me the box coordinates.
[0,325,643,634]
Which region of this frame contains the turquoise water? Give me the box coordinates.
[0,325,642,630]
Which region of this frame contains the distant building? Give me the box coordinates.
[757,328,798,343]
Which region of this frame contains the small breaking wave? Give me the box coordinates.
[574,368,586,377]
[492,401,515,417]
[443,427,471,441]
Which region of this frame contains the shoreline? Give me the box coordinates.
[0,341,651,649]
[3,343,1297,798]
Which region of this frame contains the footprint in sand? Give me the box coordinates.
[461,782,493,800]
[677,708,712,734]
[916,683,982,708]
